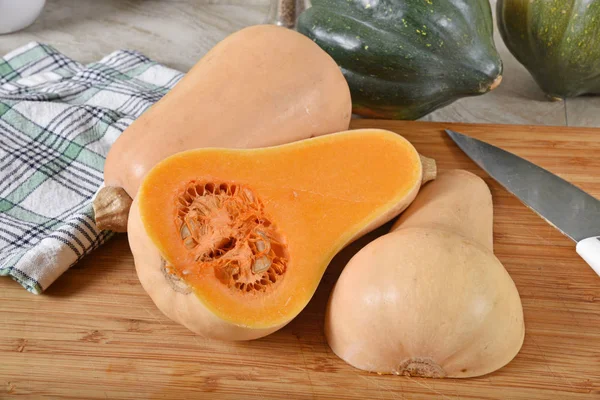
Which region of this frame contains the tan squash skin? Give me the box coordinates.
[128,130,437,341]
[325,170,525,378]
[391,169,493,249]
[103,24,351,202]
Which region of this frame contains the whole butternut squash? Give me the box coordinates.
[325,170,524,378]
[94,24,352,232]
[128,129,436,341]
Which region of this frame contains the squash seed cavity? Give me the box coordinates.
[175,181,289,293]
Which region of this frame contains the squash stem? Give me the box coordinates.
[419,155,437,185]
[489,75,502,91]
[93,186,132,232]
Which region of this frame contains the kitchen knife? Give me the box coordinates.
[445,129,600,277]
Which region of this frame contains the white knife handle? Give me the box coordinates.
[576,237,600,278]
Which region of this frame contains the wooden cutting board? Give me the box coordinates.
[2,120,600,400]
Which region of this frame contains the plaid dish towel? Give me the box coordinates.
[0,42,183,294]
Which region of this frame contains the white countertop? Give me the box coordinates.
[0,0,598,128]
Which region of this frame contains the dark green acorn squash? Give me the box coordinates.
[497,0,600,100]
[297,0,503,120]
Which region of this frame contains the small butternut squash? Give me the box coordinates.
[325,170,524,378]
[128,129,436,340]
[94,24,352,232]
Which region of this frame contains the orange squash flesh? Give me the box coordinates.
[131,129,435,339]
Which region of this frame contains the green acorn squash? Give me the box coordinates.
[297,0,503,120]
[497,0,600,100]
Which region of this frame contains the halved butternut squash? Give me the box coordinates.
[128,129,436,340]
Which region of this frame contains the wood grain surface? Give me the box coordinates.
[2,120,600,399]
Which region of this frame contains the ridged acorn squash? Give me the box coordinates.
[497,0,600,100]
[297,0,503,120]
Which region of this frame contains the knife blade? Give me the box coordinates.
[445,129,600,277]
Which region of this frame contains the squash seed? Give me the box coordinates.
[180,223,198,249]
[252,256,272,274]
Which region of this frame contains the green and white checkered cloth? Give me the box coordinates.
[0,42,183,294]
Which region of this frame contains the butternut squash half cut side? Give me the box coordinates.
[128,129,437,341]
